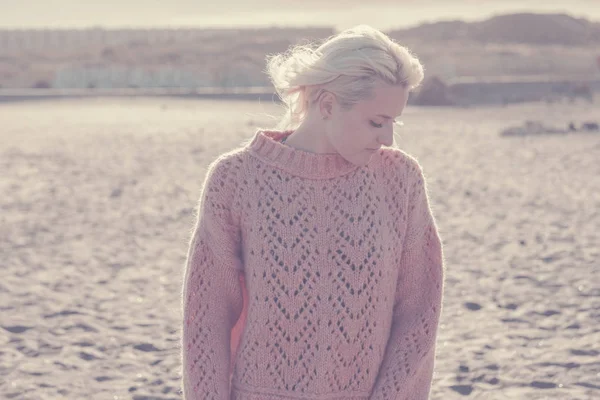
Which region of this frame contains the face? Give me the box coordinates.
[325,81,410,166]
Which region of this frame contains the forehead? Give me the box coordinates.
[357,83,409,116]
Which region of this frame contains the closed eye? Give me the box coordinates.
[370,120,404,128]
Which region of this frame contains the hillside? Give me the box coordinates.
[0,13,599,89]
[389,12,600,45]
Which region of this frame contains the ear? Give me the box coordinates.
[319,91,336,119]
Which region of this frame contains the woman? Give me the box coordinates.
[181,24,445,400]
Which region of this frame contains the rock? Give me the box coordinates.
[500,120,568,136]
[110,187,123,198]
[530,381,557,389]
[450,384,474,395]
[464,302,482,311]
[412,76,456,106]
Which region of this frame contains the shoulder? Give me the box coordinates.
[204,149,245,183]
[378,146,425,182]
[200,149,246,201]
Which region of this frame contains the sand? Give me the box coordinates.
[1,96,598,400]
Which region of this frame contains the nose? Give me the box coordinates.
[378,128,395,147]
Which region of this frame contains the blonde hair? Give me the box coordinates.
[263,24,424,148]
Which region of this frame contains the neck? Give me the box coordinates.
[282,119,336,154]
[245,128,361,179]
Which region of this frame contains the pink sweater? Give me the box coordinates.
[181,128,445,400]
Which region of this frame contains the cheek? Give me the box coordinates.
[338,117,365,141]
[338,116,356,131]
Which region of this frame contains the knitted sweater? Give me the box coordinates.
[181,128,445,400]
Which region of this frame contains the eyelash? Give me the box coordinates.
[370,120,402,128]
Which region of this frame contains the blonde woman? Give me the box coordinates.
[181,24,446,400]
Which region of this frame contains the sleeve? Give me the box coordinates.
[180,157,246,400]
[369,159,446,400]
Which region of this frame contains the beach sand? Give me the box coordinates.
[1,97,598,399]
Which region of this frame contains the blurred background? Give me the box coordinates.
[1,2,599,400]
[1,0,600,104]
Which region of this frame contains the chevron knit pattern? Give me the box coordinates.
[181,128,445,400]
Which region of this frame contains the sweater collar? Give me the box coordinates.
[245,128,361,179]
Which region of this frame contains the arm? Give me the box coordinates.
[180,157,245,400]
[369,159,446,400]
